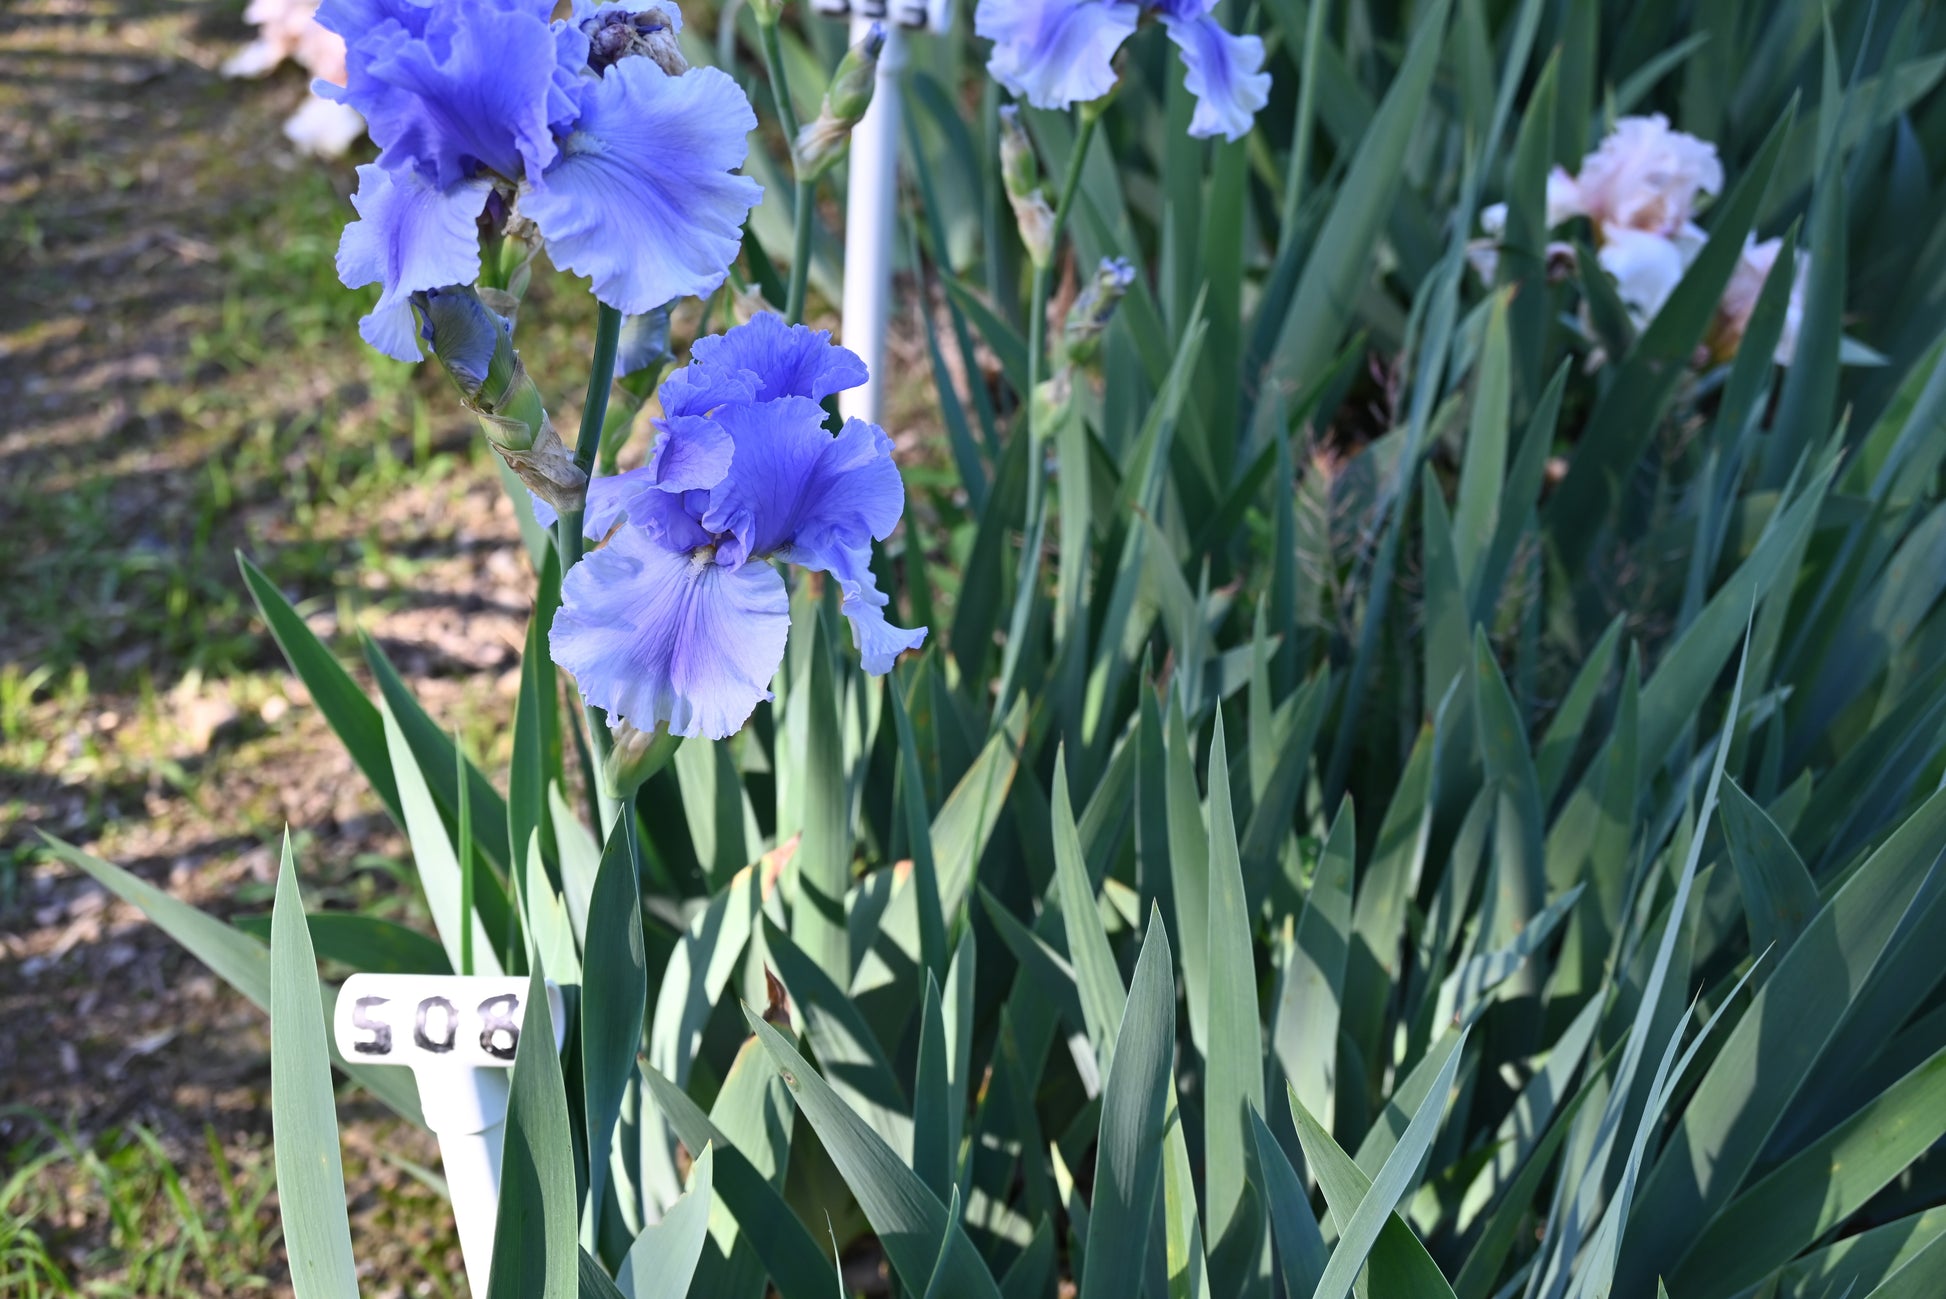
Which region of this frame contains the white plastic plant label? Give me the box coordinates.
[808,0,950,33]
[333,974,564,1070]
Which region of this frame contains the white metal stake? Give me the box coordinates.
[415,1065,509,1287]
[333,974,564,1297]
[837,16,906,427]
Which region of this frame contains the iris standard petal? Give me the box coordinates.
[687,313,868,403]
[701,403,907,569]
[646,414,735,492]
[976,0,1137,111]
[1162,14,1269,141]
[552,526,790,740]
[336,163,490,360]
[345,0,572,187]
[316,0,432,43]
[533,414,733,536]
[657,362,760,419]
[522,60,762,314]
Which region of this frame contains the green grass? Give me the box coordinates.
[0,1113,280,1297]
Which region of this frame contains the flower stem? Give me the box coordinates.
[786,179,815,325]
[758,17,801,142]
[555,301,624,830]
[555,302,624,574]
[1022,111,1099,544]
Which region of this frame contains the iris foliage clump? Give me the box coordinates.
[42,0,1946,1295]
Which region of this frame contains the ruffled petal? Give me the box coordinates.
[1163,14,1269,142]
[337,0,573,187]
[1570,114,1722,238]
[316,0,432,42]
[808,544,927,675]
[976,0,1137,111]
[657,361,759,419]
[701,404,907,569]
[687,313,867,403]
[336,163,489,360]
[552,526,790,740]
[523,60,762,313]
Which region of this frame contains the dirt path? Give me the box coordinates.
[0,2,561,1291]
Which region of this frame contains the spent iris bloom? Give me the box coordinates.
[550,315,928,741]
[975,0,1270,141]
[319,0,761,360]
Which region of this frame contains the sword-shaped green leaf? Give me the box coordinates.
[269,835,359,1299]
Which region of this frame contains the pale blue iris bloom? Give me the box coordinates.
[550,315,928,741]
[975,0,1270,140]
[319,0,761,359]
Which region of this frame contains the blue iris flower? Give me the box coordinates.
[319,0,761,360]
[550,315,928,741]
[974,0,1269,140]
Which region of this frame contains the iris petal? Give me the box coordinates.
[815,544,929,675]
[976,0,1137,112]
[552,526,790,740]
[657,362,760,419]
[1162,14,1269,142]
[523,60,762,314]
[701,404,907,570]
[687,313,868,403]
[336,163,489,360]
[529,469,638,538]
[646,414,736,493]
[337,0,573,188]
[316,0,433,43]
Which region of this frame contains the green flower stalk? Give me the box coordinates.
[999,104,1055,267]
[794,24,886,181]
[596,306,676,477]
[414,286,586,514]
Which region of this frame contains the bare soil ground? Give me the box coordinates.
[0,1,547,1291]
[0,3,955,1292]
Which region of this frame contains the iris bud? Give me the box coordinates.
[998,105,1040,198]
[793,25,886,181]
[414,285,586,513]
[998,105,1054,268]
[1061,257,1136,367]
[604,718,684,798]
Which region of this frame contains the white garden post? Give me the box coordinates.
[813,0,954,426]
[332,973,565,1297]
